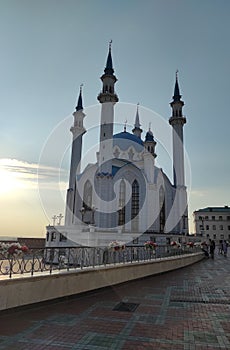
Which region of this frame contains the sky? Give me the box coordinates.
[0,0,230,238]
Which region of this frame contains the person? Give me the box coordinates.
[209,239,215,259]
[201,242,209,257]
[222,240,228,257]
[218,240,223,254]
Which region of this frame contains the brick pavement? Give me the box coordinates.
[0,253,230,349]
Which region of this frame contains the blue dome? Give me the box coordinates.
[113,131,144,152]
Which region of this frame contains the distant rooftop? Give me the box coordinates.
[194,206,230,213]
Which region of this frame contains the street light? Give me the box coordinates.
[80,207,86,222]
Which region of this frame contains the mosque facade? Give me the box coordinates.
[46,45,188,248]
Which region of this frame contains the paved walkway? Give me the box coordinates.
[0,253,230,349]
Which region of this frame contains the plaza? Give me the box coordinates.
[0,253,230,349]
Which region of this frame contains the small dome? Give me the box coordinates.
[145,130,154,142]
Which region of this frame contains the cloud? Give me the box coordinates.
[0,158,68,191]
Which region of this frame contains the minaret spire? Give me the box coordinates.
[173,70,181,102]
[98,41,118,102]
[132,103,143,138]
[76,84,83,111]
[104,40,114,75]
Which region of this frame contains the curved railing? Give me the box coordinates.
[0,245,202,278]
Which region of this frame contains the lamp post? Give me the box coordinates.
[80,207,86,223]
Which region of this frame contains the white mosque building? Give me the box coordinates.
[46,44,188,248]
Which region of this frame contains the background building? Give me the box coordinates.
[193,206,230,242]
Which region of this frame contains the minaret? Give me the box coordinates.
[97,41,118,174]
[169,72,188,234]
[65,86,86,225]
[169,72,186,187]
[143,126,157,183]
[132,103,142,138]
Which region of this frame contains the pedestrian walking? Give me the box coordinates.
[218,240,223,254]
[209,239,215,259]
[222,240,228,257]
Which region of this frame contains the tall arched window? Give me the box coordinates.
[131,180,139,231]
[159,186,165,233]
[118,179,126,226]
[83,180,92,210]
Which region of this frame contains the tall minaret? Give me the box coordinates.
[169,72,188,234]
[143,126,157,184]
[97,41,118,174]
[132,103,142,138]
[169,72,186,187]
[65,86,86,225]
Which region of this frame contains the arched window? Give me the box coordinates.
[159,186,165,233]
[131,180,139,231]
[83,180,92,210]
[118,179,126,226]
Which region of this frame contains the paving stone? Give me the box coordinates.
[0,255,230,349]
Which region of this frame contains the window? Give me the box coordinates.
[46,232,49,241]
[199,216,202,220]
[131,180,139,232]
[220,225,223,230]
[212,216,215,220]
[206,225,209,230]
[205,216,208,220]
[228,226,230,231]
[213,225,216,230]
[59,233,67,242]
[213,234,216,239]
[227,216,230,221]
[199,224,203,230]
[51,232,56,241]
[118,179,126,226]
[83,180,92,210]
[219,216,223,220]
[206,234,209,238]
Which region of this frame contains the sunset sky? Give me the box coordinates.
[0,0,230,237]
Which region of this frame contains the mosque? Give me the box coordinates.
[46,44,188,247]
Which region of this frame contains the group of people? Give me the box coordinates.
[202,239,228,258]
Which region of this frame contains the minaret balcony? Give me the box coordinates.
[97,92,119,103]
[169,115,186,126]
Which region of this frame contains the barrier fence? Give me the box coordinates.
[0,244,202,278]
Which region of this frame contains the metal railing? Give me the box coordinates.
[0,245,202,278]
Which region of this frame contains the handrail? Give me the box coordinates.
[0,245,202,278]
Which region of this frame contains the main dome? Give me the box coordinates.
[113,131,144,152]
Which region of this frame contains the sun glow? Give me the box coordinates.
[0,158,37,195]
[0,167,20,194]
